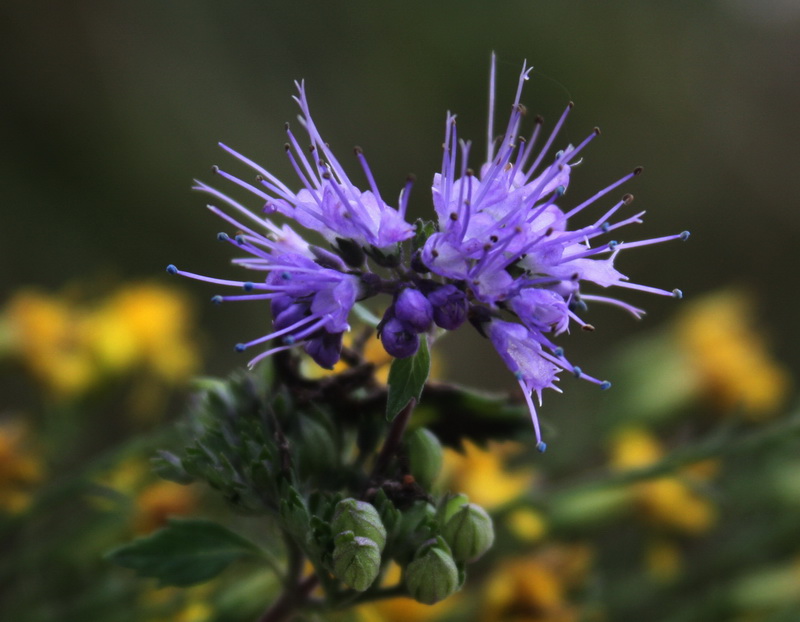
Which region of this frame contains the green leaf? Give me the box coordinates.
[386,337,430,421]
[106,518,261,587]
[412,219,437,252]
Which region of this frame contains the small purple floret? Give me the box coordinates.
[394,288,434,333]
[380,317,420,359]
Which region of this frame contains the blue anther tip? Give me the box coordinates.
[536,441,547,453]
[283,335,295,345]
[234,343,246,352]
[243,282,254,291]
[211,295,223,305]
[672,288,683,299]
[217,232,229,241]
[556,185,566,196]
[281,272,292,281]
[608,240,619,248]
[600,222,610,233]
[680,231,691,241]
[235,235,245,244]
[166,264,178,275]
[554,347,564,357]
[573,366,583,378]
[514,371,524,380]
[600,380,612,391]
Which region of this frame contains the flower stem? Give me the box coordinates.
[370,397,417,483]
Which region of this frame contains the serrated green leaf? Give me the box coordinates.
[413,219,437,252]
[386,337,430,421]
[106,518,261,587]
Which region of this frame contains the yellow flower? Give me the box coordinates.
[1,283,200,400]
[442,439,536,510]
[609,427,716,535]
[2,290,96,396]
[0,418,43,514]
[645,539,682,583]
[91,284,199,383]
[480,544,593,622]
[92,456,197,532]
[676,290,790,419]
[133,479,198,534]
[141,584,214,622]
[505,507,548,544]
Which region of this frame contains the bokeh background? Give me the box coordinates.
[2,1,799,621]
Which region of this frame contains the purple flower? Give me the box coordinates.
[168,57,687,449]
[394,288,434,333]
[379,317,420,359]
[426,284,468,331]
[419,55,687,449]
[202,82,414,252]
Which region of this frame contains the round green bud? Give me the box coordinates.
[332,531,382,592]
[406,428,443,488]
[438,493,470,524]
[442,503,494,563]
[405,539,460,605]
[332,498,387,552]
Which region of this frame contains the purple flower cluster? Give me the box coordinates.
[168,58,687,449]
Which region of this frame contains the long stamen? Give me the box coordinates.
[523,102,573,182]
[487,51,497,163]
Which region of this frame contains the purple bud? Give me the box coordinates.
[380,317,420,359]
[395,288,434,333]
[270,295,295,318]
[427,285,467,330]
[304,331,343,369]
[273,302,309,332]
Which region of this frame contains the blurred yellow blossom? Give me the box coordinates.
[2,290,96,396]
[92,284,198,382]
[645,539,682,583]
[1,283,199,399]
[92,456,197,532]
[610,427,716,535]
[142,584,214,622]
[506,507,548,544]
[480,544,593,622]
[442,439,536,510]
[0,418,43,513]
[133,479,198,534]
[676,290,790,419]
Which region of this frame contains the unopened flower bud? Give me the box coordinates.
[427,284,468,330]
[332,499,387,552]
[442,503,494,562]
[273,302,309,331]
[303,331,343,369]
[406,428,443,489]
[405,538,460,604]
[380,317,419,359]
[270,294,295,318]
[332,531,381,592]
[395,288,434,332]
[438,493,470,524]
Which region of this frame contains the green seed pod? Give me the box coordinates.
[332,498,387,552]
[332,531,382,592]
[405,538,460,605]
[406,428,443,488]
[442,503,495,562]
